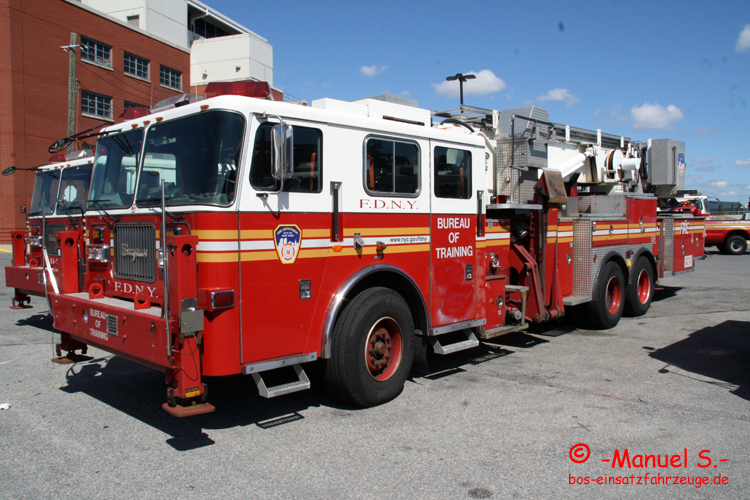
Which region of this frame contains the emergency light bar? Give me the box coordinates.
[204,81,274,100]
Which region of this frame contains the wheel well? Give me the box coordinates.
[725,230,750,242]
[600,252,629,284]
[632,249,657,280]
[346,271,428,336]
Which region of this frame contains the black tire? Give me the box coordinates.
[587,261,625,329]
[724,235,747,255]
[624,257,654,317]
[322,287,415,407]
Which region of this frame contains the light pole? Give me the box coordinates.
[445,73,476,109]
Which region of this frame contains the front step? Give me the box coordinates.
[252,364,311,398]
[430,329,479,355]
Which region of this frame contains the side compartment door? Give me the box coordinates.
[429,141,480,329]
[239,120,329,363]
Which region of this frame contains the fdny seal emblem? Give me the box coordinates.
[274,225,301,264]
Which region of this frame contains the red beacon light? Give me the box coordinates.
[204,81,274,100]
[48,153,67,163]
[119,106,151,121]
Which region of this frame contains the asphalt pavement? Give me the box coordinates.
[0,250,748,499]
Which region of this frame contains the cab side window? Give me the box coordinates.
[365,137,419,195]
[434,146,471,199]
[250,123,322,193]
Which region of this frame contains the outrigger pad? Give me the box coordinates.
[162,402,215,417]
[10,297,32,309]
[51,353,94,365]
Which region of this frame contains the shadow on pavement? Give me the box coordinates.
[649,320,750,401]
[57,329,556,449]
[16,312,56,333]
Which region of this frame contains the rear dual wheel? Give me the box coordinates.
[587,261,625,329]
[624,257,654,317]
[322,287,415,407]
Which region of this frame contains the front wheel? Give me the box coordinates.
[724,235,747,255]
[624,257,654,317]
[322,287,415,407]
[587,261,625,329]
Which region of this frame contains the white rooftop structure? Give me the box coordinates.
[82,0,273,87]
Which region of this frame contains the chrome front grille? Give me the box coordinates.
[114,224,156,282]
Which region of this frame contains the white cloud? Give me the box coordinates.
[360,65,387,77]
[735,158,750,166]
[710,180,729,188]
[630,102,684,131]
[535,88,580,108]
[432,70,506,98]
[695,128,720,135]
[719,191,738,197]
[745,185,750,190]
[692,157,715,163]
[736,25,750,53]
[695,164,721,172]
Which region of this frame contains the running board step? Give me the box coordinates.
[430,329,479,355]
[252,364,310,398]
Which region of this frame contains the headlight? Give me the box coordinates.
[87,244,110,266]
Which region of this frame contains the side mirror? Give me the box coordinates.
[20,204,26,214]
[271,123,293,181]
[3,166,17,176]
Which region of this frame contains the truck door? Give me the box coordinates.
[238,120,329,364]
[429,141,480,329]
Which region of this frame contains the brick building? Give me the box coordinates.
[0,0,275,244]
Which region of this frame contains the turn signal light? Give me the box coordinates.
[91,226,106,243]
[210,290,235,310]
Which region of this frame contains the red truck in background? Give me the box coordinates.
[664,193,749,255]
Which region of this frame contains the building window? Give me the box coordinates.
[160,65,182,91]
[124,52,149,80]
[191,18,230,39]
[365,137,419,195]
[127,15,139,28]
[81,91,112,120]
[80,36,111,67]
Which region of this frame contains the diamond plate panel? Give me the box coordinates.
[573,219,592,298]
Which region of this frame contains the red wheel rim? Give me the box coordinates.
[637,269,651,304]
[605,276,622,315]
[364,317,402,381]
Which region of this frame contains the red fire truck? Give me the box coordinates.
[663,193,749,254]
[17,82,703,415]
[5,154,93,308]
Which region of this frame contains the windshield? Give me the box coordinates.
[29,171,61,216]
[87,130,144,210]
[57,164,93,214]
[137,111,244,207]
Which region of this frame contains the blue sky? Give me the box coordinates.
[210,0,750,203]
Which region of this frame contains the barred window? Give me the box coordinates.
[124,52,149,80]
[81,91,112,120]
[160,65,182,91]
[80,36,111,67]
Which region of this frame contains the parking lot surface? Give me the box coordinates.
[0,251,748,499]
